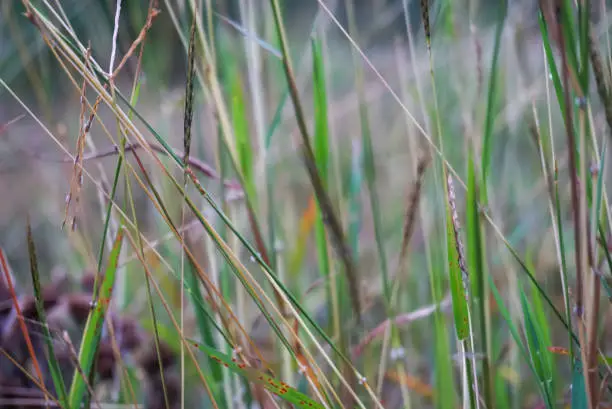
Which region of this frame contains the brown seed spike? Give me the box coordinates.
[446,173,470,299]
[420,0,431,50]
[397,153,429,271]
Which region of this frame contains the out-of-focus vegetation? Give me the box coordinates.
[1,0,612,409]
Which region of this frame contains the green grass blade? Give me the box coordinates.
[552,165,574,359]
[184,238,226,401]
[27,219,69,408]
[311,38,354,401]
[519,285,554,409]
[496,224,577,346]
[526,253,557,402]
[559,0,580,78]
[190,340,325,409]
[538,9,566,116]
[96,38,145,302]
[443,170,468,341]
[311,37,334,327]
[183,171,358,378]
[488,276,548,401]
[480,0,507,203]
[466,151,493,408]
[68,229,124,409]
[429,244,456,409]
[268,0,362,324]
[228,56,256,201]
[577,0,590,94]
[312,38,329,187]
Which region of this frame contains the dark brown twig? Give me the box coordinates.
[270,0,362,325]
[397,153,430,272]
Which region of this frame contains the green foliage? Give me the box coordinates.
[68,229,124,409]
[191,340,325,409]
[27,220,69,409]
[3,1,612,409]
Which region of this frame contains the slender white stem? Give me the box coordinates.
[109,0,123,75]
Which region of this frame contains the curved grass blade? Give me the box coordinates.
[68,229,124,409]
[497,210,612,396]
[189,340,325,409]
[488,276,549,402]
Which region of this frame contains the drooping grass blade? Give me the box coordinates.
[190,340,325,409]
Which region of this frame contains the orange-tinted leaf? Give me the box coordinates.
[385,370,434,398]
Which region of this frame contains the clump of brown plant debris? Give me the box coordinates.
[0,268,179,409]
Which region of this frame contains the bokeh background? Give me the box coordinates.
[0,0,559,284]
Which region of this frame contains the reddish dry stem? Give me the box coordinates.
[0,250,47,397]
